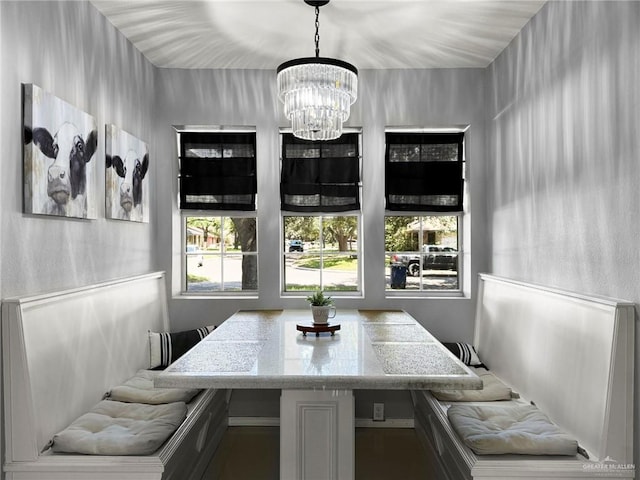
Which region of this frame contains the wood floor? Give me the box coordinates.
[202,426,437,480]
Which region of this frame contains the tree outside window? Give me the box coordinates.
[283,215,359,293]
[185,216,257,292]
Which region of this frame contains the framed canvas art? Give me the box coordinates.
[105,124,150,222]
[23,84,98,219]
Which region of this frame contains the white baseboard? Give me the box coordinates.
[228,417,280,427]
[355,418,414,428]
[228,417,414,428]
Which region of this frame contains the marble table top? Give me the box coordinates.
[155,309,481,391]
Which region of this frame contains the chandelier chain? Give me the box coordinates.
[314,6,320,57]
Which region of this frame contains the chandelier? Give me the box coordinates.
[277,0,358,141]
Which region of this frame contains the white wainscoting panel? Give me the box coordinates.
[280,389,354,480]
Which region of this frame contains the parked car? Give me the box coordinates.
[391,245,458,276]
[288,239,304,252]
[186,244,204,267]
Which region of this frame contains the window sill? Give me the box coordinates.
[385,290,466,300]
[175,292,259,300]
[280,292,364,300]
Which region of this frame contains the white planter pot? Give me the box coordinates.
[310,305,336,324]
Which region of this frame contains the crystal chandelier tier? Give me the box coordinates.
[277,0,358,141]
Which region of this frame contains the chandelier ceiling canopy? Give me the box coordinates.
[276,0,358,141]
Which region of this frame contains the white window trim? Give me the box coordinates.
[279,128,364,298]
[385,213,464,298]
[280,212,363,298]
[175,126,259,298]
[180,210,258,298]
[383,126,469,299]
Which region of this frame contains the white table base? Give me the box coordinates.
[280,389,355,480]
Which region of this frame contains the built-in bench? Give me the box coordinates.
[412,273,635,479]
[2,271,228,480]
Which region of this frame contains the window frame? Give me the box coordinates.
[280,212,363,297]
[181,211,258,296]
[385,213,463,297]
[384,127,467,298]
[175,126,259,298]
[279,128,363,298]
[279,129,362,213]
[178,128,257,211]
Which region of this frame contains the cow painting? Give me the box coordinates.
[105,125,150,222]
[23,84,98,218]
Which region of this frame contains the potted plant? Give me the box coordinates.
[306,290,336,324]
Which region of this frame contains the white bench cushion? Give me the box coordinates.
[431,367,512,402]
[108,369,201,404]
[51,400,187,455]
[447,404,578,456]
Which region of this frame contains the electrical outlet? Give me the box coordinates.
[373,402,385,421]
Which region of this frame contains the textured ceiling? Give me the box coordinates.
[90,0,547,70]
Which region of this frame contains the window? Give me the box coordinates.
[179,131,256,210]
[281,132,360,212]
[184,215,257,293]
[385,131,465,293]
[385,132,464,211]
[283,215,359,292]
[385,215,460,291]
[280,131,362,294]
[178,129,257,294]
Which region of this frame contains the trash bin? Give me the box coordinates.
[390,263,407,289]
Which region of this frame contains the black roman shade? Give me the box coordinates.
[281,133,360,212]
[385,132,464,212]
[179,131,256,211]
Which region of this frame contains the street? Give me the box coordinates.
[186,255,457,291]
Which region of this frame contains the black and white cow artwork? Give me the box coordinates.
[106,150,149,221]
[22,84,97,219]
[24,123,98,218]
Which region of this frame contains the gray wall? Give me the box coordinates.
[0,1,157,299]
[486,0,640,473]
[156,67,488,344]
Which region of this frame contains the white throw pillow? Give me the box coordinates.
[148,325,215,368]
[443,342,484,367]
